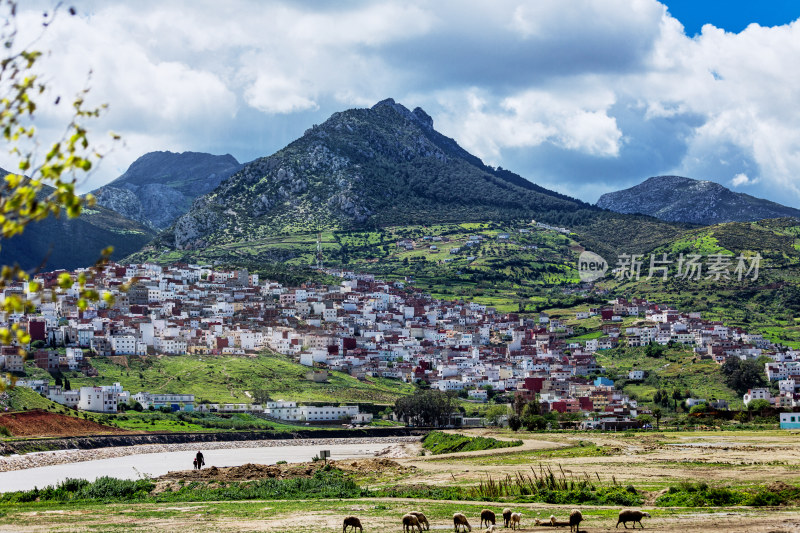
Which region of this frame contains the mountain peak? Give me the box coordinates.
[92,151,242,230]
[412,107,433,129]
[597,175,800,225]
[371,98,433,129]
[170,100,585,250]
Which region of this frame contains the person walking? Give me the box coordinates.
[195,451,204,469]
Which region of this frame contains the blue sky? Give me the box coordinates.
[662,0,800,35]
[10,1,800,207]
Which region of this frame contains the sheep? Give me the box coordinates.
[483,526,498,533]
[532,514,579,528]
[569,509,583,533]
[616,509,651,529]
[402,513,423,533]
[502,508,512,528]
[343,516,363,533]
[480,509,496,528]
[453,512,472,532]
[509,512,522,530]
[548,515,571,527]
[409,511,429,531]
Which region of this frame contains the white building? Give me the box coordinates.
[46,386,80,408]
[78,386,119,413]
[628,370,645,381]
[264,400,371,423]
[467,388,488,402]
[743,388,771,406]
[132,392,195,411]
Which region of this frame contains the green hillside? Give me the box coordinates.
[600,218,800,346]
[133,220,588,313]
[594,346,742,408]
[64,353,414,405]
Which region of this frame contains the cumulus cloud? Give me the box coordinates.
[5,1,800,206]
[731,173,759,187]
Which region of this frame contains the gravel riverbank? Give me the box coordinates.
[0,436,422,473]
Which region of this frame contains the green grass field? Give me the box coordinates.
[64,352,414,405]
[594,345,741,406]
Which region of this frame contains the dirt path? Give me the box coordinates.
[396,430,800,488]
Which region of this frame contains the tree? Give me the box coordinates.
[653,389,663,405]
[638,414,654,428]
[672,388,683,411]
[251,389,272,405]
[0,1,116,388]
[645,342,664,358]
[513,393,528,415]
[508,414,522,432]
[484,404,508,426]
[689,403,709,414]
[747,398,771,417]
[522,395,542,417]
[522,414,547,431]
[721,357,767,395]
[394,390,458,427]
[652,408,662,431]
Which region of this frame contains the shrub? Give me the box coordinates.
[657,482,749,507]
[421,431,521,454]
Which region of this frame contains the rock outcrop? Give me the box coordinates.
[170,98,588,250]
[93,151,242,230]
[597,175,800,225]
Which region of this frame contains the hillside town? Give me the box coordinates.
[0,262,795,426]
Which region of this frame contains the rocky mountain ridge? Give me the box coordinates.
[596,175,800,224]
[168,98,593,250]
[92,151,242,230]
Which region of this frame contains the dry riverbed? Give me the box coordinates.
[3,430,800,531]
[0,436,422,473]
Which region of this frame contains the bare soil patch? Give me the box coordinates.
[0,410,129,437]
[159,458,414,483]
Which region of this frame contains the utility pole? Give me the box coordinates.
[316,231,323,269]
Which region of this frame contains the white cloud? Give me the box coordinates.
[244,75,319,114]
[7,1,800,206]
[731,173,756,187]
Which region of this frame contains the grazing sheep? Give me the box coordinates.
[402,513,423,533]
[480,509,496,528]
[343,516,363,533]
[616,509,651,529]
[509,512,522,530]
[409,511,429,531]
[502,509,512,528]
[569,509,583,533]
[453,512,472,532]
[483,526,498,533]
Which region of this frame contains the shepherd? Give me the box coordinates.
[195,451,205,469]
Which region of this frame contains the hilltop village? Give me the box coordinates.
[1,262,796,424]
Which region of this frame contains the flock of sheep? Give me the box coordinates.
[342,508,651,532]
